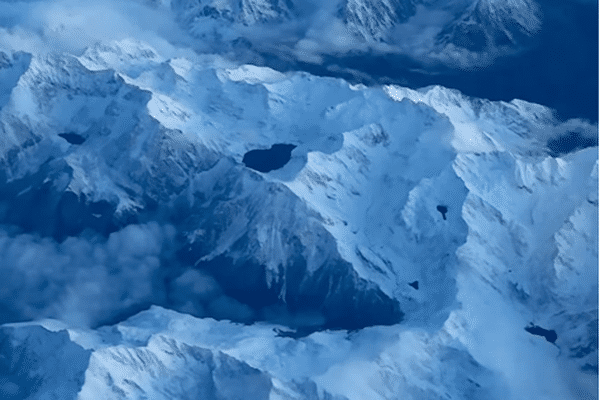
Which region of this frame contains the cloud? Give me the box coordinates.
[0,0,194,58]
[387,5,455,58]
[292,2,365,61]
[0,215,269,328]
[0,0,547,73]
[207,296,256,322]
[528,116,599,145]
[168,269,222,316]
[0,222,172,327]
[261,304,326,329]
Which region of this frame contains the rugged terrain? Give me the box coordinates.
[0,38,596,399]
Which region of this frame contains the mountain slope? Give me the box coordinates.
[0,306,504,400]
[171,0,295,26]
[338,0,420,42]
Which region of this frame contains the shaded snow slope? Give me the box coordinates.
[434,0,541,65]
[171,0,295,26]
[339,0,420,43]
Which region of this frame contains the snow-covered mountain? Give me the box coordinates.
[435,0,541,57]
[0,37,597,399]
[335,0,542,65]
[144,0,542,67]
[0,306,503,400]
[338,0,420,43]
[170,0,295,27]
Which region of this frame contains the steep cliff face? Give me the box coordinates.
[436,0,541,52]
[170,0,295,27]
[338,0,421,42]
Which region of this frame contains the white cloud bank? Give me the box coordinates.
[0,220,260,328]
[0,0,195,59]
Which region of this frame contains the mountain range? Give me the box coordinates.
[0,34,597,398]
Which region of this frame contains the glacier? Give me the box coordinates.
[0,34,596,399]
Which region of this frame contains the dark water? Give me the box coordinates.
[58,133,86,145]
[525,323,558,344]
[408,281,419,290]
[242,144,296,173]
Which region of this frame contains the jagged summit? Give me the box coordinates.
[436,0,541,52]
[339,0,420,43]
[171,0,295,26]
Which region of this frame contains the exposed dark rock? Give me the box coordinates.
[194,249,404,331]
[0,160,122,241]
